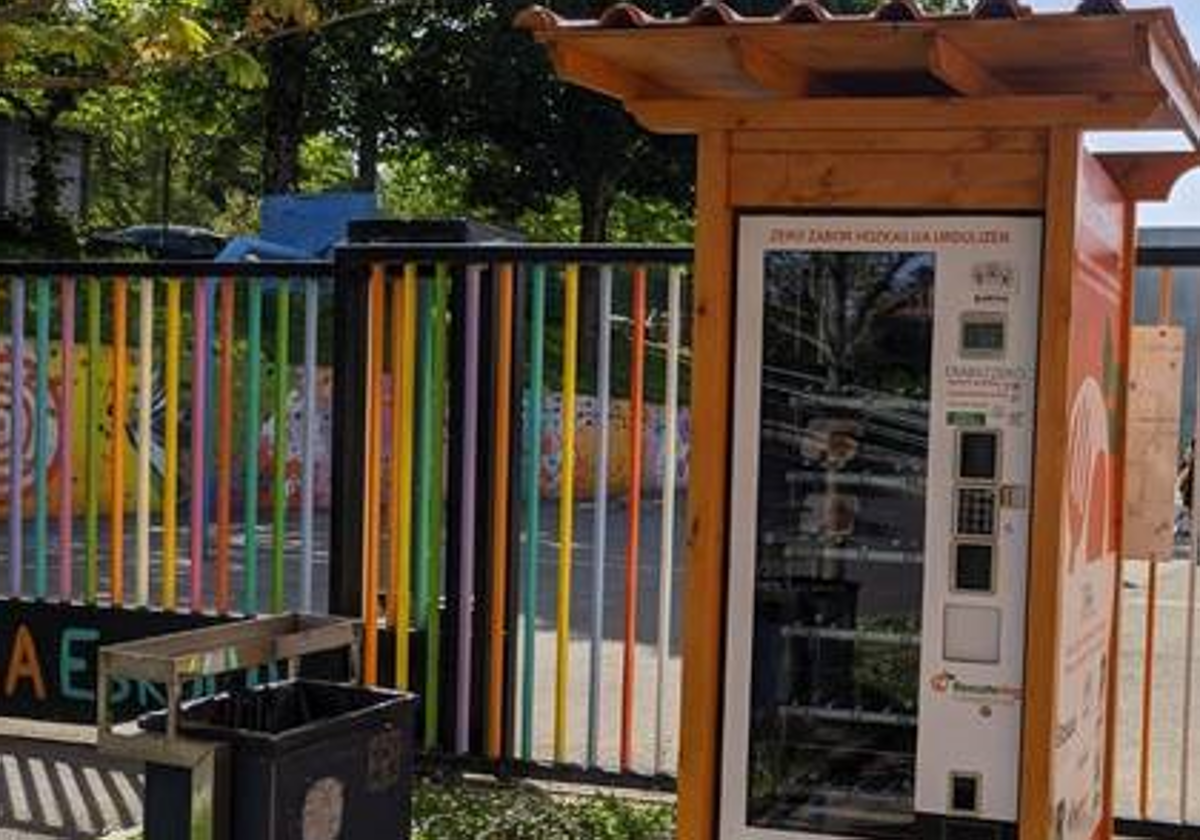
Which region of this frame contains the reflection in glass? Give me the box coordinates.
[747,250,934,838]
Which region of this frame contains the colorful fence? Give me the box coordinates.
[337,244,694,779]
[0,263,334,614]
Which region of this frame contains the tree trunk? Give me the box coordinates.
[27,116,62,235]
[579,182,613,244]
[354,117,380,193]
[7,90,80,253]
[577,179,615,382]
[262,35,311,195]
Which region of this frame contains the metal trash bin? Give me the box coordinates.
[144,680,415,840]
[96,614,411,840]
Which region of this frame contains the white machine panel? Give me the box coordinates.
[915,218,1042,823]
[722,215,1043,840]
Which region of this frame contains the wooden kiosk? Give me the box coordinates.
[519,2,1200,840]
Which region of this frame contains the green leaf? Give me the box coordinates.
[216,48,267,89]
[164,14,213,54]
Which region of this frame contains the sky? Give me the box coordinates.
[1028,0,1200,227]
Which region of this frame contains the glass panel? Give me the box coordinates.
[747,249,934,838]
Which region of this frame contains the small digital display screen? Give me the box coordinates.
[954,543,994,592]
[962,317,1006,355]
[959,431,999,480]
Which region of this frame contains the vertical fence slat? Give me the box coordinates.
[487,263,515,760]
[162,280,181,610]
[414,278,434,630]
[216,279,235,613]
[362,265,387,685]
[203,284,217,568]
[1183,358,1200,820]
[271,281,290,613]
[520,264,546,762]
[555,264,580,763]
[412,275,433,680]
[135,279,153,606]
[9,278,24,595]
[59,278,75,601]
[244,281,263,614]
[110,279,127,605]
[425,266,451,749]
[301,279,319,613]
[456,265,483,754]
[588,265,613,768]
[622,265,647,773]
[190,280,210,611]
[388,279,404,630]
[394,266,418,690]
[85,277,101,602]
[33,277,50,598]
[1183,517,1198,820]
[655,265,683,775]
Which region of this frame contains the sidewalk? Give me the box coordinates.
[0,729,141,840]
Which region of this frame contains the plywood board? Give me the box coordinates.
[1122,325,1185,563]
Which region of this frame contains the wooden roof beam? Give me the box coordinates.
[1096,152,1200,202]
[927,33,1009,97]
[1143,22,1200,149]
[626,93,1163,134]
[546,43,675,101]
[730,37,812,98]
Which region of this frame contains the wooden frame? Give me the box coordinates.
[520,4,1200,840]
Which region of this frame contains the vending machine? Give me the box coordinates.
[720,215,1045,840]
[518,4,1200,840]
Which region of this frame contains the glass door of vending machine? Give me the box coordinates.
[721,216,1044,840]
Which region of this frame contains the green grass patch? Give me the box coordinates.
[414,777,675,840]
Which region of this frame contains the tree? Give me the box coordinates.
[0,0,281,244]
[397,0,695,244]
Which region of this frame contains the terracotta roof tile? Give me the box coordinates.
[515,0,1126,31]
[596,2,656,28]
[775,0,831,23]
[970,0,1028,19]
[1076,0,1127,15]
[687,2,743,26]
[874,0,924,22]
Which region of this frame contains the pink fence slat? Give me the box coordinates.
[58,278,75,600]
[190,280,210,610]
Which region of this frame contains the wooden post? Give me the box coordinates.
[1018,126,1082,840]
[678,130,734,840]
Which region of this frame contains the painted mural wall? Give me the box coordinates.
[0,342,690,518]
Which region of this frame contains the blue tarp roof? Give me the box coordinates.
[217,191,378,262]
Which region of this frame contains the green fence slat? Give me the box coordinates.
[424,266,450,749]
[520,264,546,762]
